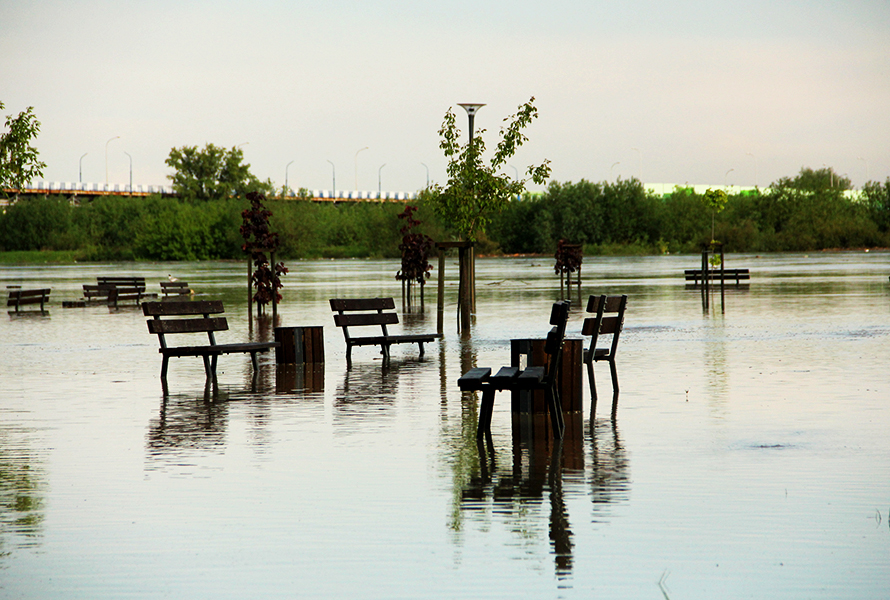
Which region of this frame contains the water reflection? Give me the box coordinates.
[334,359,431,424]
[458,413,587,580]
[0,424,46,554]
[146,384,230,466]
[588,418,631,522]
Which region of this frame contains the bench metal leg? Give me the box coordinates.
[160,355,169,380]
[476,387,497,440]
[585,359,598,417]
[609,359,619,393]
[250,351,259,373]
[546,385,564,439]
[418,342,425,357]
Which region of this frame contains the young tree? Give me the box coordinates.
[429,97,551,241]
[166,143,272,202]
[0,101,47,196]
[240,191,288,313]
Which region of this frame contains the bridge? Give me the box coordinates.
[3,182,419,203]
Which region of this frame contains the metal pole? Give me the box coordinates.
[378,163,386,198]
[79,153,87,184]
[124,151,132,193]
[354,147,367,190]
[285,160,294,198]
[327,160,336,197]
[105,136,119,185]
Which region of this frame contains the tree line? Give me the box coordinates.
[1,167,888,261]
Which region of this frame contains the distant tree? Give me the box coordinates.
[862,178,890,233]
[428,97,551,241]
[0,101,46,197]
[166,143,272,202]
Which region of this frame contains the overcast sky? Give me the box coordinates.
[2,0,888,193]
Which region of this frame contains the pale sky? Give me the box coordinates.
[2,0,888,193]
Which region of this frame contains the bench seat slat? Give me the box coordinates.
[159,342,277,358]
[458,367,492,391]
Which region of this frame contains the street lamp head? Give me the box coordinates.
[458,103,485,117]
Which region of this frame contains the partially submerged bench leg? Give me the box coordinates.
[161,355,170,380]
[585,359,598,416]
[476,387,497,440]
[546,386,565,438]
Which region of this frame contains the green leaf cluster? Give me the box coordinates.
[428,97,550,241]
[0,101,46,194]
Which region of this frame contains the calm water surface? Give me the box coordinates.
[1,253,888,599]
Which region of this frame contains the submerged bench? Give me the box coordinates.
[143,300,278,380]
[7,288,51,312]
[684,268,750,285]
[458,301,570,439]
[83,276,156,306]
[160,281,193,296]
[330,297,438,363]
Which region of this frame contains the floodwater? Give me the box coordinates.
[1,253,888,599]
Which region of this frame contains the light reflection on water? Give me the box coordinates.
[0,252,888,598]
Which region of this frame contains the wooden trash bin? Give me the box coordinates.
[274,326,325,364]
[510,338,583,414]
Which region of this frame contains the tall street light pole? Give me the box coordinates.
[79,153,88,184]
[354,147,368,190]
[725,168,734,190]
[420,163,429,188]
[326,160,336,197]
[105,136,120,184]
[611,161,620,180]
[457,103,484,326]
[285,160,294,197]
[378,164,386,197]
[124,151,132,193]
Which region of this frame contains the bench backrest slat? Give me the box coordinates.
[97,276,146,286]
[330,297,395,312]
[147,317,228,335]
[333,312,399,328]
[142,300,224,316]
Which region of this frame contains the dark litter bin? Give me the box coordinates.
[275,326,325,364]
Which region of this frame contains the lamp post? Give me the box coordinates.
[326,160,336,197]
[124,151,132,193]
[611,161,620,180]
[378,163,386,198]
[421,162,429,188]
[724,168,734,190]
[746,152,757,187]
[457,103,485,328]
[458,103,485,150]
[354,147,368,190]
[79,153,88,184]
[285,160,294,197]
[631,147,642,183]
[105,136,119,184]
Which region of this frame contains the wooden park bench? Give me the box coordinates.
[82,276,156,307]
[684,268,750,285]
[583,294,627,416]
[330,297,439,364]
[143,300,278,380]
[458,301,570,439]
[7,288,51,312]
[160,281,193,296]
